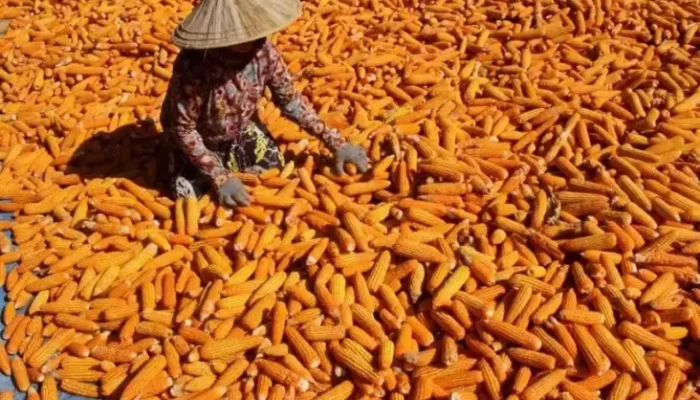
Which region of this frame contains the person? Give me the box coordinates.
[161,0,369,208]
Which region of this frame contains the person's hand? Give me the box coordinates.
[217,176,250,208]
[333,143,369,175]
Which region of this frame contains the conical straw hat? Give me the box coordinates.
[173,0,302,49]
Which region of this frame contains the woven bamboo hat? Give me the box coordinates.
[172,0,302,49]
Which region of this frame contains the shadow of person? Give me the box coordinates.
[65,119,167,193]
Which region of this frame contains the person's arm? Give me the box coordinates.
[167,74,232,188]
[265,43,347,152]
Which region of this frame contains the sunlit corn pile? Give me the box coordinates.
[0,0,699,399]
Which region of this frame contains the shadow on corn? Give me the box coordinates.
[65,119,167,193]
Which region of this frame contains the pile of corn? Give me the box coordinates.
[0,0,700,399]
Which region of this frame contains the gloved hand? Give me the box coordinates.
[217,176,250,208]
[333,143,369,175]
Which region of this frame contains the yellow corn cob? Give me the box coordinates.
[185,196,199,236]
[41,375,58,400]
[560,380,602,400]
[285,326,320,368]
[60,379,100,398]
[10,357,29,392]
[303,325,346,341]
[24,273,70,293]
[48,245,93,273]
[119,354,167,400]
[179,326,214,346]
[306,237,330,265]
[571,324,611,375]
[482,320,541,350]
[639,272,675,305]
[531,291,562,324]
[626,201,657,229]
[607,372,632,400]
[503,284,532,324]
[559,309,605,325]
[432,266,470,307]
[618,175,652,211]
[560,233,617,252]
[212,359,249,388]
[28,328,75,368]
[508,366,532,395]
[417,182,468,196]
[521,369,566,400]
[329,342,382,385]
[494,216,531,236]
[257,359,308,390]
[342,180,392,196]
[54,314,99,332]
[588,324,636,372]
[507,347,556,370]
[619,322,678,354]
[530,325,574,367]
[405,207,447,226]
[377,283,406,321]
[56,368,104,382]
[421,357,480,386]
[117,243,158,279]
[393,238,447,264]
[658,365,681,400]
[350,303,385,340]
[134,321,172,339]
[636,251,698,268]
[249,271,287,304]
[313,381,354,400]
[340,211,370,252]
[510,274,556,297]
[199,335,264,361]
[620,338,656,388]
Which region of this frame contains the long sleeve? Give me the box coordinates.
[265,44,346,152]
[167,76,232,188]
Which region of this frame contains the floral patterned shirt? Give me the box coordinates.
[161,40,346,187]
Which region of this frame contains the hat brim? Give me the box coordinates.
[172,0,301,49]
